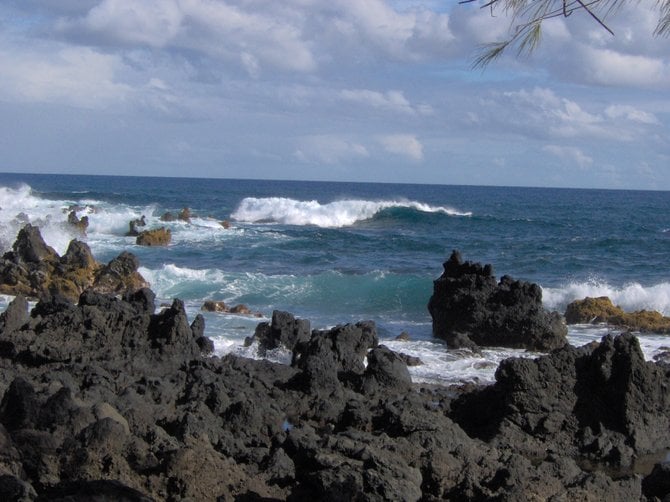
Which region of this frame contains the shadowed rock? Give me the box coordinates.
[428,250,567,350]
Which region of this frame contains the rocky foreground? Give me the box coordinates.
[0,232,670,500]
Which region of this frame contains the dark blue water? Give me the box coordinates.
[0,172,668,384]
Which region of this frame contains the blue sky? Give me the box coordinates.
[0,1,668,189]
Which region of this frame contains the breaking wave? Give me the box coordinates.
[230,197,471,228]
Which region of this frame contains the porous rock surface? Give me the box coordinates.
[566,296,670,333]
[0,234,668,500]
[0,224,148,302]
[428,250,567,350]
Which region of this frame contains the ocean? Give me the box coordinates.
[1,173,669,385]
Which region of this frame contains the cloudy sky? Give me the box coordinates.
[0,0,668,189]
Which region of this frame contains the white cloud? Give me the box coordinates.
[543,145,593,168]
[333,0,454,59]
[379,134,423,161]
[0,44,130,108]
[580,47,669,88]
[339,89,429,115]
[294,135,369,164]
[61,0,183,47]
[605,104,660,125]
[58,0,317,74]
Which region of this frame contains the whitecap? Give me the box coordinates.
[230,197,471,228]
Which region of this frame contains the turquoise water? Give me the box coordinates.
[1,173,668,384]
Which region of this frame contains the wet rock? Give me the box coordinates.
[93,251,149,296]
[125,216,146,237]
[201,300,228,312]
[67,211,89,235]
[0,226,148,301]
[566,296,670,333]
[291,321,378,393]
[428,250,567,351]
[136,227,171,247]
[248,310,311,355]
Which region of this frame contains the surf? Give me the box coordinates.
[230,197,471,228]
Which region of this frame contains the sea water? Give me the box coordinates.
[0,173,669,385]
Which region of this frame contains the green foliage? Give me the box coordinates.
[466,0,670,66]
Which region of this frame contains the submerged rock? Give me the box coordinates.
[428,250,567,351]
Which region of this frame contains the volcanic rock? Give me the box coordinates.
[67,211,89,235]
[135,227,171,247]
[247,310,311,355]
[0,225,148,301]
[566,296,670,333]
[125,216,147,237]
[428,250,567,350]
[450,332,670,467]
[0,235,661,500]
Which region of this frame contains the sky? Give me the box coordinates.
[0,0,668,190]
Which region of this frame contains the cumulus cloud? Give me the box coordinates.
[57,0,317,75]
[379,134,424,161]
[0,43,130,108]
[492,87,662,142]
[543,145,593,168]
[579,47,669,88]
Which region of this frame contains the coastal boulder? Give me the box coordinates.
[67,210,89,235]
[136,227,171,246]
[93,251,149,295]
[428,250,567,351]
[565,296,670,333]
[247,310,311,355]
[125,216,146,237]
[0,225,148,301]
[450,333,670,467]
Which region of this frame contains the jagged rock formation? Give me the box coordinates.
[428,250,567,350]
[136,227,171,246]
[566,296,670,333]
[0,224,148,302]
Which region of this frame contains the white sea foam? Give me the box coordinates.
[231,197,471,227]
[0,184,79,255]
[543,280,670,316]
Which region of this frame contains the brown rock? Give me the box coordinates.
[564,296,625,324]
[565,296,670,333]
[67,211,89,235]
[202,300,227,312]
[136,227,171,247]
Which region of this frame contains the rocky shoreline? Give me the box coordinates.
[0,228,669,500]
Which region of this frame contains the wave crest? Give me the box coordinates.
[230,197,471,228]
[543,280,670,316]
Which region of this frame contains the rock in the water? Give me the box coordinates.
[428,250,567,350]
[0,225,148,301]
[248,310,311,355]
[67,210,89,235]
[136,227,171,246]
[566,296,670,333]
[125,216,147,237]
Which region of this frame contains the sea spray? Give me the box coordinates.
[231,196,471,227]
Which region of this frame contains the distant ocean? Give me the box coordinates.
[1,173,669,385]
